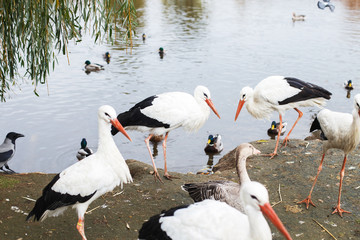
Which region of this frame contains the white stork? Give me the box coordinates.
[139,181,293,240]
[182,143,261,213]
[298,94,360,217]
[26,105,133,240]
[235,76,332,158]
[111,85,220,182]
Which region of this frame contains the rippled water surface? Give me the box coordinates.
[1,0,360,173]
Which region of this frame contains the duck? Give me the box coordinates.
[84,60,104,72]
[292,12,305,21]
[159,47,165,59]
[344,80,353,90]
[76,138,93,161]
[142,33,146,42]
[103,52,111,64]
[204,134,223,154]
[267,121,287,139]
[182,143,261,213]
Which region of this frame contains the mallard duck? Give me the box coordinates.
[267,121,287,138]
[204,134,223,154]
[84,60,104,72]
[142,33,146,42]
[292,12,305,21]
[344,80,353,90]
[76,138,93,161]
[103,52,111,64]
[159,47,165,59]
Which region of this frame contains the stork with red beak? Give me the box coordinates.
[111,85,220,182]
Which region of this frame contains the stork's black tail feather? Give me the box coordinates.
[26,196,47,221]
[138,205,188,240]
[310,116,327,140]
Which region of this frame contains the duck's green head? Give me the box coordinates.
[105,52,110,58]
[207,134,214,144]
[85,60,91,65]
[271,121,276,130]
[81,138,87,148]
[159,47,164,52]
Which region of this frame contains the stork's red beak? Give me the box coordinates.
[205,99,221,119]
[235,99,245,121]
[260,203,293,240]
[110,119,132,142]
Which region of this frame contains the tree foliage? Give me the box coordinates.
[0,0,137,101]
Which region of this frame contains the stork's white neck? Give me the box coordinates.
[245,92,274,119]
[97,120,118,155]
[246,206,272,240]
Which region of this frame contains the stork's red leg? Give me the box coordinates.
[163,132,179,180]
[281,108,303,147]
[145,134,163,183]
[298,153,326,209]
[76,217,87,240]
[332,155,351,217]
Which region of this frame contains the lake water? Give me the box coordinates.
[1,0,360,174]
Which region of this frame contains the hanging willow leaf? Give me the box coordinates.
[0,0,137,102]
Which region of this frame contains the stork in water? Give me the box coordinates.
[111,85,220,182]
[139,181,292,240]
[26,105,133,240]
[235,76,332,158]
[298,94,360,217]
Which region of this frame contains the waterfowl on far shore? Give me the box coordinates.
[292,12,305,21]
[142,33,146,42]
[344,80,353,90]
[204,134,223,154]
[76,138,93,161]
[267,121,287,138]
[84,60,104,72]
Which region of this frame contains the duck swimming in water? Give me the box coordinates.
[204,134,223,154]
[84,60,104,72]
[103,52,111,64]
[76,138,93,161]
[292,12,305,21]
[159,47,165,59]
[344,80,353,90]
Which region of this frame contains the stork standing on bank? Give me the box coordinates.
[235,76,332,158]
[0,132,24,173]
[182,143,261,213]
[298,94,360,217]
[111,86,221,182]
[139,181,292,240]
[26,105,133,240]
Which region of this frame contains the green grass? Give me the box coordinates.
[0,175,20,188]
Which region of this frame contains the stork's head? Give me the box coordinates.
[98,105,132,141]
[235,87,253,121]
[241,181,292,240]
[194,86,221,119]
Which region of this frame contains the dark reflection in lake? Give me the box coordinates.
[1,0,360,174]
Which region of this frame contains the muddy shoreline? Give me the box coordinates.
[0,139,359,239]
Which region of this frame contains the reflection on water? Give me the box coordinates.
[1,0,360,174]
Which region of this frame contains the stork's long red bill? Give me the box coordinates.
[235,99,245,121]
[205,98,221,119]
[110,119,132,142]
